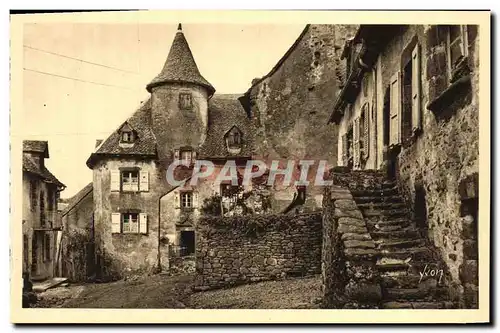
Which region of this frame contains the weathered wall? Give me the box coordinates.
[247,24,357,167]
[151,82,209,162]
[22,171,58,279]
[92,158,169,277]
[391,26,479,296]
[61,190,94,281]
[322,169,381,309]
[194,212,322,290]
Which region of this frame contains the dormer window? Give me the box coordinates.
[121,131,135,143]
[179,93,193,110]
[225,126,243,153]
[174,146,196,166]
[119,122,137,146]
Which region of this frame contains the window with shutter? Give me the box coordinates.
[389,71,401,146]
[139,171,149,192]
[111,213,121,233]
[364,104,370,159]
[139,213,148,234]
[411,43,422,134]
[110,170,121,192]
[341,134,348,166]
[353,117,360,169]
[174,191,180,209]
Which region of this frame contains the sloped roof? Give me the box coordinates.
[61,182,93,217]
[23,154,65,188]
[146,25,215,95]
[198,94,254,159]
[23,140,49,158]
[86,99,157,168]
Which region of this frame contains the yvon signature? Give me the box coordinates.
[419,264,444,284]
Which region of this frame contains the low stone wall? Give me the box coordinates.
[194,212,322,290]
[322,168,381,309]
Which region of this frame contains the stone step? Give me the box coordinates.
[370,228,421,240]
[377,238,426,250]
[362,208,409,218]
[351,187,399,197]
[379,247,435,261]
[381,274,442,289]
[354,195,404,204]
[383,287,449,301]
[357,202,407,211]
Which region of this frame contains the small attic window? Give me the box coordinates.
[119,122,137,144]
[225,126,243,153]
[121,131,135,143]
[179,93,193,110]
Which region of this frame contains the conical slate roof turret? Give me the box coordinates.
[146,24,215,95]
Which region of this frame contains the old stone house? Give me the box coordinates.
[78,23,355,278]
[329,25,479,307]
[22,140,65,281]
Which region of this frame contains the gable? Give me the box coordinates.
[86,99,157,168]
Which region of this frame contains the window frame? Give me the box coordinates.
[30,179,37,211]
[121,170,139,192]
[179,92,193,110]
[122,212,139,234]
[121,130,135,143]
[180,191,193,210]
[446,25,469,82]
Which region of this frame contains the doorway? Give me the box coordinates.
[179,230,195,257]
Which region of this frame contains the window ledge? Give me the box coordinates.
[427,74,472,113]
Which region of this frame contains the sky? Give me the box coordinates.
[21,22,305,198]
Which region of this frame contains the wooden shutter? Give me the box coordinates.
[139,171,149,192]
[192,151,197,162]
[389,71,401,146]
[411,44,422,133]
[363,104,370,159]
[139,213,148,234]
[174,191,180,208]
[174,149,180,160]
[111,213,121,233]
[110,170,121,192]
[193,192,199,208]
[341,134,348,166]
[353,117,360,169]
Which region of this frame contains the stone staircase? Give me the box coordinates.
[350,172,457,309]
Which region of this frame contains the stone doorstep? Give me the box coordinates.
[381,274,442,289]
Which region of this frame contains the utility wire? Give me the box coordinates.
[23,44,139,74]
[23,67,136,90]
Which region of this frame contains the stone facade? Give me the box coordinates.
[84,24,352,277]
[244,24,357,166]
[330,25,479,308]
[194,212,322,290]
[60,183,94,281]
[22,141,65,281]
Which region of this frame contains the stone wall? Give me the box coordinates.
[394,25,479,304]
[92,158,168,278]
[321,169,381,309]
[61,189,94,281]
[245,24,357,166]
[194,212,322,290]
